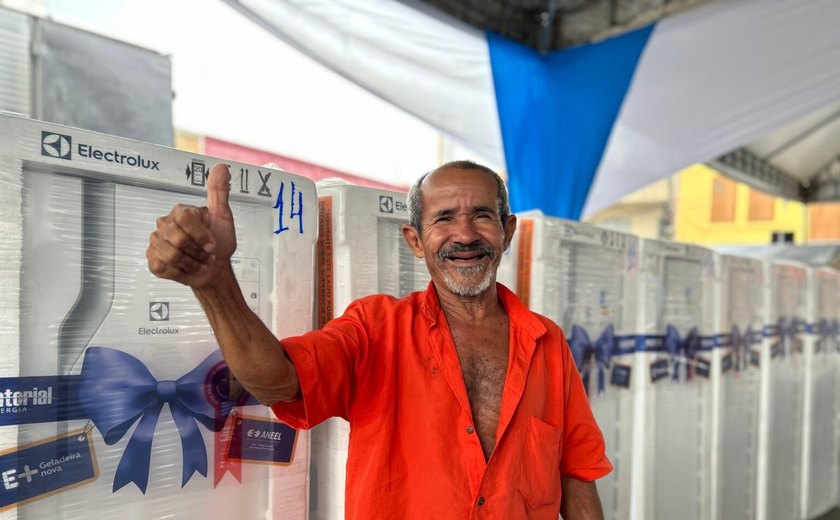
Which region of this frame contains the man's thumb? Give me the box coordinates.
[207,163,232,216]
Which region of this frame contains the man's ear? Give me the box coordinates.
[502,214,517,252]
[401,224,425,259]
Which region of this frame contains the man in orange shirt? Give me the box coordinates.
[147,160,611,519]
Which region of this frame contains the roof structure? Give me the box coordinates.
[411,0,840,205]
[712,101,840,204]
[405,0,716,53]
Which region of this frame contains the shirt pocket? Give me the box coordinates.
[519,416,563,508]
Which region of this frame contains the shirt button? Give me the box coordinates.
[477,497,486,506]
[466,426,475,434]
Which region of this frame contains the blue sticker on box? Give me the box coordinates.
[695,357,711,379]
[227,416,297,465]
[610,364,632,388]
[0,429,97,511]
[650,359,670,383]
[721,353,733,374]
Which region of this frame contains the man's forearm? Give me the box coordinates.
[560,477,604,520]
[193,264,300,405]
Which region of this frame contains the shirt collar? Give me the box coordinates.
[420,281,547,340]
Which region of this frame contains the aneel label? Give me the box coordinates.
[0,430,98,511]
[226,415,298,465]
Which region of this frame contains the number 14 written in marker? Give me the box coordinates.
[274,181,304,234]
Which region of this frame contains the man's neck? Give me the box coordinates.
[434,281,507,326]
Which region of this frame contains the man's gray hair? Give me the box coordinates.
[406,160,511,234]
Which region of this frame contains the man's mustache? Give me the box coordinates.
[438,242,494,261]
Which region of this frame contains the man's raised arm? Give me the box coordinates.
[146,163,300,405]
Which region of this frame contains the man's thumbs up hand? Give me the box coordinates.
[147,163,237,288]
[207,163,233,220]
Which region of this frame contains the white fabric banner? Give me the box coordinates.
[584,0,840,216]
[227,0,505,165]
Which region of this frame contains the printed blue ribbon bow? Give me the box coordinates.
[731,325,758,371]
[79,347,237,493]
[743,325,760,368]
[816,319,832,352]
[779,318,802,356]
[569,324,615,394]
[730,324,745,370]
[665,325,699,381]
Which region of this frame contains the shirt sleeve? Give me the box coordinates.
[271,300,370,430]
[558,331,614,481]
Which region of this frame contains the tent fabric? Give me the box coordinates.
[489,25,653,218]
[584,0,840,216]
[226,0,840,219]
[226,0,505,166]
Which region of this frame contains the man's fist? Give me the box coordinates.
[146,164,237,288]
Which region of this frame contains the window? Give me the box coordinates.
[711,177,736,222]
[748,189,774,221]
[809,203,840,239]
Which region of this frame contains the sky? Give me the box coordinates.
[42,0,478,187]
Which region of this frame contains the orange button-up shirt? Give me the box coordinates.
[273,283,611,519]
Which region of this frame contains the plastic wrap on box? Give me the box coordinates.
[636,239,715,520]
[309,180,429,520]
[500,212,639,520]
[801,267,840,519]
[710,255,763,520]
[755,260,807,520]
[0,113,315,519]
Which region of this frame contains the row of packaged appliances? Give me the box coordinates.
[0,113,837,519]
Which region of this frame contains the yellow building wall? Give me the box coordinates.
[585,178,670,239]
[674,164,807,245]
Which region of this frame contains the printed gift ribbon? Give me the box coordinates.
[569,324,615,395]
[665,325,699,381]
[730,325,759,371]
[777,317,794,357]
[78,347,241,493]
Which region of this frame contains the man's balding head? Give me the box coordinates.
[406,160,510,235]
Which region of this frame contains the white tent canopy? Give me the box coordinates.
[225,0,840,217]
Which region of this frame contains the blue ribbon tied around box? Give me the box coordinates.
[777,317,797,357]
[78,347,244,493]
[569,324,615,395]
[730,324,759,371]
[664,324,700,381]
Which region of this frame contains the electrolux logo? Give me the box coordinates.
[78,144,160,170]
[39,129,160,170]
[41,132,72,160]
[149,302,170,321]
[379,195,394,213]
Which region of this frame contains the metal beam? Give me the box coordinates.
[805,155,840,202]
[709,147,804,201]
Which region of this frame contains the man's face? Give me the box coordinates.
[402,167,516,298]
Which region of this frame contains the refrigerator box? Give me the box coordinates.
[497,212,640,520]
[755,260,808,520]
[309,180,429,520]
[710,254,764,520]
[0,113,316,519]
[635,239,716,520]
[800,267,840,519]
